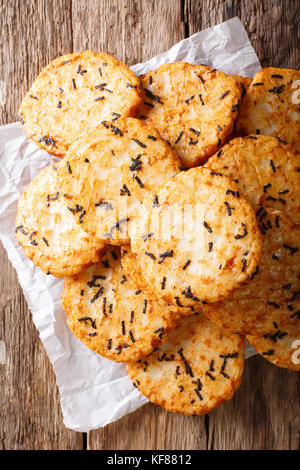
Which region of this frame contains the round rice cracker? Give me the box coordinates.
[18,51,144,157]
[138,62,242,168]
[57,117,181,245]
[236,67,300,153]
[121,246,193,316]
[62,246,180,362]
[130,166,262,309]
[247,320,300,371]
[205,135,300,225]
[126,312,245,415]
[15,165,105,277]
[202,209,300,335]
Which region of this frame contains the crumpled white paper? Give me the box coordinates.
[0,17,261,432]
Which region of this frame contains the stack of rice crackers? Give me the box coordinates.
[15,52,300,415]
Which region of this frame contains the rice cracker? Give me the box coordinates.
[247,319,300,371]
[62,246,180,362]
[202,209,300,335]
[138,62,242,168]
[57,117,181,245]
[236,67,300,153]
[126,312,245,415]
[121,246,193,316]
[130,166,262,308]
[205,135,300,224]
[15,165,104,277]
[18,51,143,156]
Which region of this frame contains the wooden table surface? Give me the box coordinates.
[0,0,299,450]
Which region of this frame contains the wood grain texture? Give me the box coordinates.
[71,0,185,65]
[0,0,73,126]
[89,356,300,450]
[0,0,81,450]
[204,356,300,450]
[186,0,300,69]
[0,0,299,450]
[88,402,207,450]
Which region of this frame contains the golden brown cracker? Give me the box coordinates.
[62,246,180,362]
[18,51,143,156]
[130,166,262,308]
[15,165,104,277]
[56,117,181,245]
[236,67,300,153]
[126,312,245,415]
[138,62,242,168]
[247,320,300,371]
[205,135,300,225]
[203,209,300,335]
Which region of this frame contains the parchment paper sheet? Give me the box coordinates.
[0,17,261,432]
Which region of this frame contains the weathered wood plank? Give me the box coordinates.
[0,0,74,126]
[90,402,207,450]
[0,0,82,450]
[187,0,300,69]
[71,0,186,66]
[88,355,300,450]
[206,356,300,450]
